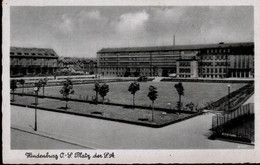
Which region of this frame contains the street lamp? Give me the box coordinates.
[34,87,39,131]
[95,65,97,79]
[227,84,231,112]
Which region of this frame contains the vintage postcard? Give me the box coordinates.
[2,0,260,164]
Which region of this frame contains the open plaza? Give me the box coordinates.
[7,6,255,152]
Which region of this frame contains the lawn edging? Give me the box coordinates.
[13,93,197,114]
[11,102,201,128]
[161,78,254,83]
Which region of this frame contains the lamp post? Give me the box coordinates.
[34,87,39,131]
[227,84,231,112]
[95,65,97,79]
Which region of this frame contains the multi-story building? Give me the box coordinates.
[10,47,59,77]
[58,57,97,74]
[97,42,254,78]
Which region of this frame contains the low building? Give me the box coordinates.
[97,42,254,78]
[10,47,59,77]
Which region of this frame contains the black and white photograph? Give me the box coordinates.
[2,0,260,164]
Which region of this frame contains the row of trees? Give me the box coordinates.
[10,78,48,101]
[11,78,185,122]
[59,80,160,122]
[11,78,185,112]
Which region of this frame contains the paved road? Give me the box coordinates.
[11,105,253,149]
[11,128,88,149]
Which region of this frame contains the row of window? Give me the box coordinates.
[178,75,191,78]
[206,48,230,54]
[199,68,226,73]
[10,52,55,56]
[201,55,230,60]
[100,51,198,57]
[179,62,191,67]
[11,58,56,61]
[201,62,230,66]
[101,67,151,71]
[100,48,232,58]
[179,68,191,73]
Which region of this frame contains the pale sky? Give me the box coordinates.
[11,6,253,58]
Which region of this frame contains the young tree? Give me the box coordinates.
[60,79,75,109]
[93,82,100,104]
[41,77,48,96]
[128,82,140,109]
[99,83,109,104]
[33,81,42,105]
[174,82,184,111]
[19,79,25,95]
[10,80,17,102]
[147,85,158,122]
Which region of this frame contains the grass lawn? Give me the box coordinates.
[11,95,192,126]
[20,81,246,109]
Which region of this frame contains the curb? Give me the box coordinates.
[11,126,93,149]
[11,103,201,128]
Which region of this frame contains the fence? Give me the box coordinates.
[211,103,254,143]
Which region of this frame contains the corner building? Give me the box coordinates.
[97,42,254,78]
[10,47,59,77]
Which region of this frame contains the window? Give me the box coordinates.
[32,53,36,55]
[17,52,22,55]
[215,69,218,73]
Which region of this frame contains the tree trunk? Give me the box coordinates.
[96,91,98,104]
[133,94,135,109]
[22,85,24,95]
[179,95,181,110]
[65,95,68,109]
[152,101,154,122]
[103,96,105,104]
[12,89,15,101]
[43,86,45,96]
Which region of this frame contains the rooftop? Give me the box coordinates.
[98,42,254,53]
[10,47,59,58]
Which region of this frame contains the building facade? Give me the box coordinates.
[97,42,254,78]
[10,47,59,77]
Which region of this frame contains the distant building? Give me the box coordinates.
[58,57,97,75]
[97,42,254,78]
[82,59,97,74]
[10,47,59,77]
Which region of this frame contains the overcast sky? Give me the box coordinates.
[11,6,253,58]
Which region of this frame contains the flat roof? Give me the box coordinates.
[98,42,254,53]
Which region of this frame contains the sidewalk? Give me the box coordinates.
[11,105,253,149]
[11,127,89,149]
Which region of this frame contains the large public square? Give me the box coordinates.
[10,78,254,149]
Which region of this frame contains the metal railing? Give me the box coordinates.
[211,103,254,143]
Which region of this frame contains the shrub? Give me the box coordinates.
[138,75,148,82]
